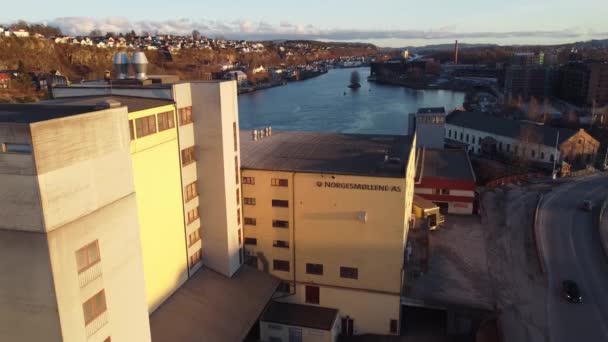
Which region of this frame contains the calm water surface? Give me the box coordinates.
[238,67,465,135]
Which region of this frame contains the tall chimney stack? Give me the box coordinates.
[454,40,459,65]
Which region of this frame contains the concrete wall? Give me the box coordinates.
[48,194,151,342]
[0,123,43,232]
[191,81,242,277]
[129,106,188,312]
[30,108,134,232]
[281,284,400,336]
[0,230,62,342]
[260,319,336,342]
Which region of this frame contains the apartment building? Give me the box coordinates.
[0,75,277,341]
[240,131,417,338]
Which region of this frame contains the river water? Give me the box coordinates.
[238,67,465,135]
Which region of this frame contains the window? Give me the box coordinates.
[432,189,441,195]
[440,189,450,195]
[233,122,238,152]
[306,263,323,275]
[188,229,201,247]
[187,207,200,224]
[244,237,257,245]
[237,209,241,225]
[76,240,101,273]
[181,146,196,166]
[272,220,289,228]
[129,120,134,140]
[272,200,289,208]
[305,285,320,304]
[540,152,545,160]
[340,266,358,279]
[239,248,242,264]
[135,115,157,138]
[82,290,107,325]
[157,111,175,131]
[478,137,481,144]
[506,144,511,152]
[550,154,555,162]
[466,134,469,143]
[460,132,463,141]
[235,156,239,184]
[531,150,536,158]
[271,178,289,187]
[277,282,291,293]
[498,142,503,151]
[390,319,398,334]
[236,188,240,205]
[243,177,255,185]
[1,143,33,154]
[448,130,452,138]
[244,217,257,225]
[238,229,242,245]
[244,197,256,205]
[190,249,202,267]
[273,240,289,248]
[273,259,290,272]
[178,106,193,125]
[185,181,198,202]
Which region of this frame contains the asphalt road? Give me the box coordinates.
[537,174,608,342]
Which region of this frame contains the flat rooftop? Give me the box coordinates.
[416,148,476,182]
[261,301,339,331]
[0,96,174,123]
[240,130,414,178]
[150,265,279,342]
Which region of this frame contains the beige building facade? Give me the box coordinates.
[0,106,150,341]
[241,131,417,337]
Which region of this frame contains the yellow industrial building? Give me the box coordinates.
[0,75,277,341]
[240,131,417,337]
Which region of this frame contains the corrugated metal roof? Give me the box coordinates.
[240,130,414,178]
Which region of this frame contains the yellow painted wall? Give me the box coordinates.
[129,105,188,312]
[241,170,295,280]
[282,284,400,336]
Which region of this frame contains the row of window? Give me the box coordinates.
[417,115,445,124]
[187,207,200,224]
[185,181,198,202]
[272,260,359,279]
[244,218,289,228]
[244,238,289,249]
[242,177,289,187]
[75,240,108,329]
[188,229,201,247]
[448,129,556,162]
[128,111,176,140]
[181,146,196,166]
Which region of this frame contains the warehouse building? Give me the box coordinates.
[240,130,417,337]
[0,74,277,341]
[415,148,477,215]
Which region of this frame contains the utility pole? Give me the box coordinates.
[553,130,560,179]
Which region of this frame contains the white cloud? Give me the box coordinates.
[42,16,600,43]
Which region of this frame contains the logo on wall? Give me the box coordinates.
[316,181,401,192]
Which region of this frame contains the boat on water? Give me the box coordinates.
[348,70,361,89]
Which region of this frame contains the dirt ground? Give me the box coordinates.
[405,186,549,342]
[480,188,548,342]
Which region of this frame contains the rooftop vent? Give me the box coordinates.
[95,99,122,110]
[113,52,129,79]
[131,52,148,80]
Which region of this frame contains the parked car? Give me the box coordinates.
[579,200,593,212]
[562,280,583,303]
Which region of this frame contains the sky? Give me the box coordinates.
[2,0,608,47]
